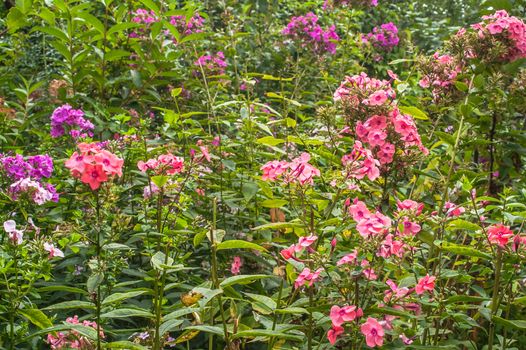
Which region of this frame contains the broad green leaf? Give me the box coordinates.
[102,291,147,306]
[447,219,481,231]
[274,307,309,314]
[216,240,267,252]
[399,106,429,120]
[103,341,148,350]
[493,316,526,330]
[184,325,224,337]
[220,274,273,288]
[19,309,53,329]
[87,272,104,294]
[245,292,277,310]
[159,319,184,336]
[43,301,95,310]
[260,199,288,208]
[101,308,154,319]
[231,329,303,341]
[256,136,285,147]
[439,242,491,260]
[252,222,305,231]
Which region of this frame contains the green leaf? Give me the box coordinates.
[216,240,267,252]
[446,295,489,304]
[241,182,258,201]
[7,7,28,32]
[159,319,184,336]
[184,325,224,337]
[256,136,285,147]
[260,199,288,208]
[43,301,95,310]
[33,26,69,41]
[77,12,105,33]
[137,0,159,14]
[368,306,416,319]
[220,274,272,288]
[151,175,169,188]
[245,292,277,310]
[447,219,481,231]
[87,272,104,294]
[105,49,131,61]
[15,0,32,14]
[399,106,429,120]
[492,316,526,330]
[274,307,309,314]
[231,329,303,341]
[252,222,305,231]
[101,308,154,319]
[439,242,492,260]
[19,309,53,329]
[38,285,88,295]
[103,341,148,350]
[102,290,147,306]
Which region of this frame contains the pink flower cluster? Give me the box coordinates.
[168,13,205,38]
[47,315,104,349]
[231,256,242,275]
[348,198,391,239]
[470,10,526,62]
[327,305,363,344]
[194,52,227,76]
[335,73,427,176]
[130,9,204,42]
[137,153,184,176]
[261,153,321,186]
[294,267,323,289]
[65,143,123,190]
[282,12,340,55]
[280,234,317,260]
[418,52,464,99]
[334,72,395,115]
[362,22,400,51]
[325,0,378,8]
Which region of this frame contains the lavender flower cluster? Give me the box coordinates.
[282,12,340,55]
[0,154,59,205]
[50,104,94,139]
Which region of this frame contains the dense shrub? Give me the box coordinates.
[0,0,526,349]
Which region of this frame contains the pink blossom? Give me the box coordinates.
[487,224,514,247]
[3,220,23,245]
[294,267,323,289]
[44,242,65,258]
[415,274,436,295]
[230,256,242,275]
[337,249,359,266]
[327,326,344,345]
[330,305,363,327]
[360,317,385,348]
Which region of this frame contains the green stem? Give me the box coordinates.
[488,248,503,350]
[95,191,102,350]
